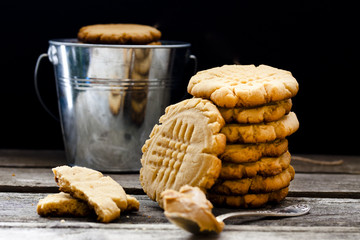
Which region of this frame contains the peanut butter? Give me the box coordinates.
[161,185,224,233]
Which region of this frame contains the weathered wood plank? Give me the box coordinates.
[0,224,358,240]
[291,154,360,174]
[289,173,360,198]
[1,167,359,198]
[1,193,359,228]
[1,150,359,174]
[0,149,66,167]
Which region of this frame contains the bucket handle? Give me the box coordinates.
[34,53,59,121]
[189,54,198,75]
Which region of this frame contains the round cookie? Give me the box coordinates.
[220,139,288,163]
[219,99,292,124]
[140,98,226,208]
[187,64,299,108]
[78,23,161,44]
[221,112,299,144]
[211,165,295,195]
[220,151,291,180]
[207,187,289,208]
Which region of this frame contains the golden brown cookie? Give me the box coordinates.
[211,165,295,195]
[220,139,288,163]
[140,98,226,207]
[221,112,299,143]
[207,187,289,208]
[220,151,291,179]
[37,193,139,218]
[37,192,91,217]
[52,166,129,223]
[187,64,299,108]
[219,99,292,124]
[78,23,161,44]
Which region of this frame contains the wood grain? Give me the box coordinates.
[0,193,359,239]
[291,154,360,174]
[0,150,358,239]
[1,193,359,227]
[1,167,359,198]
[0,224,358,240]
[0,149,66,167]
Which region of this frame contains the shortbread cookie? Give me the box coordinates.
[211,166,295,195]
[220,139,288,163]
[140,98,226,207]
[221,112,299,143]
[78,23,161,44]
[52,166,128,223]
[37,193,139,218]
[220,151,291,179]
[188,64,299,108]
[37,192,91,217]
[219,99,292,124]
[207,187,289,208]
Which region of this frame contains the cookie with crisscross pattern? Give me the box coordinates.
[188,64,298,108]
[140,98,226,207]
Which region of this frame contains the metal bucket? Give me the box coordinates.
[35,39,195,172]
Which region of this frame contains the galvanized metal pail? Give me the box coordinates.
[35,39,195,172]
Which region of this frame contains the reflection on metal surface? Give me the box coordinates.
[45,39,192,172]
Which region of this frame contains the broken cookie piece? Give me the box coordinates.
[37,192,139,219]
[52,165,134,223]
[37,192,92,217]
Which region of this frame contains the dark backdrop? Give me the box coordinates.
[1,0,359,155]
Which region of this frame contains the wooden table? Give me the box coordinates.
[0,150,359,239]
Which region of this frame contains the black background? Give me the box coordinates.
[1,0,359,155]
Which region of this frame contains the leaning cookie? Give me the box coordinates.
[78,23,161,44]
[140,98,226,208]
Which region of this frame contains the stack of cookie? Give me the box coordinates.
[187,64,299,207]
